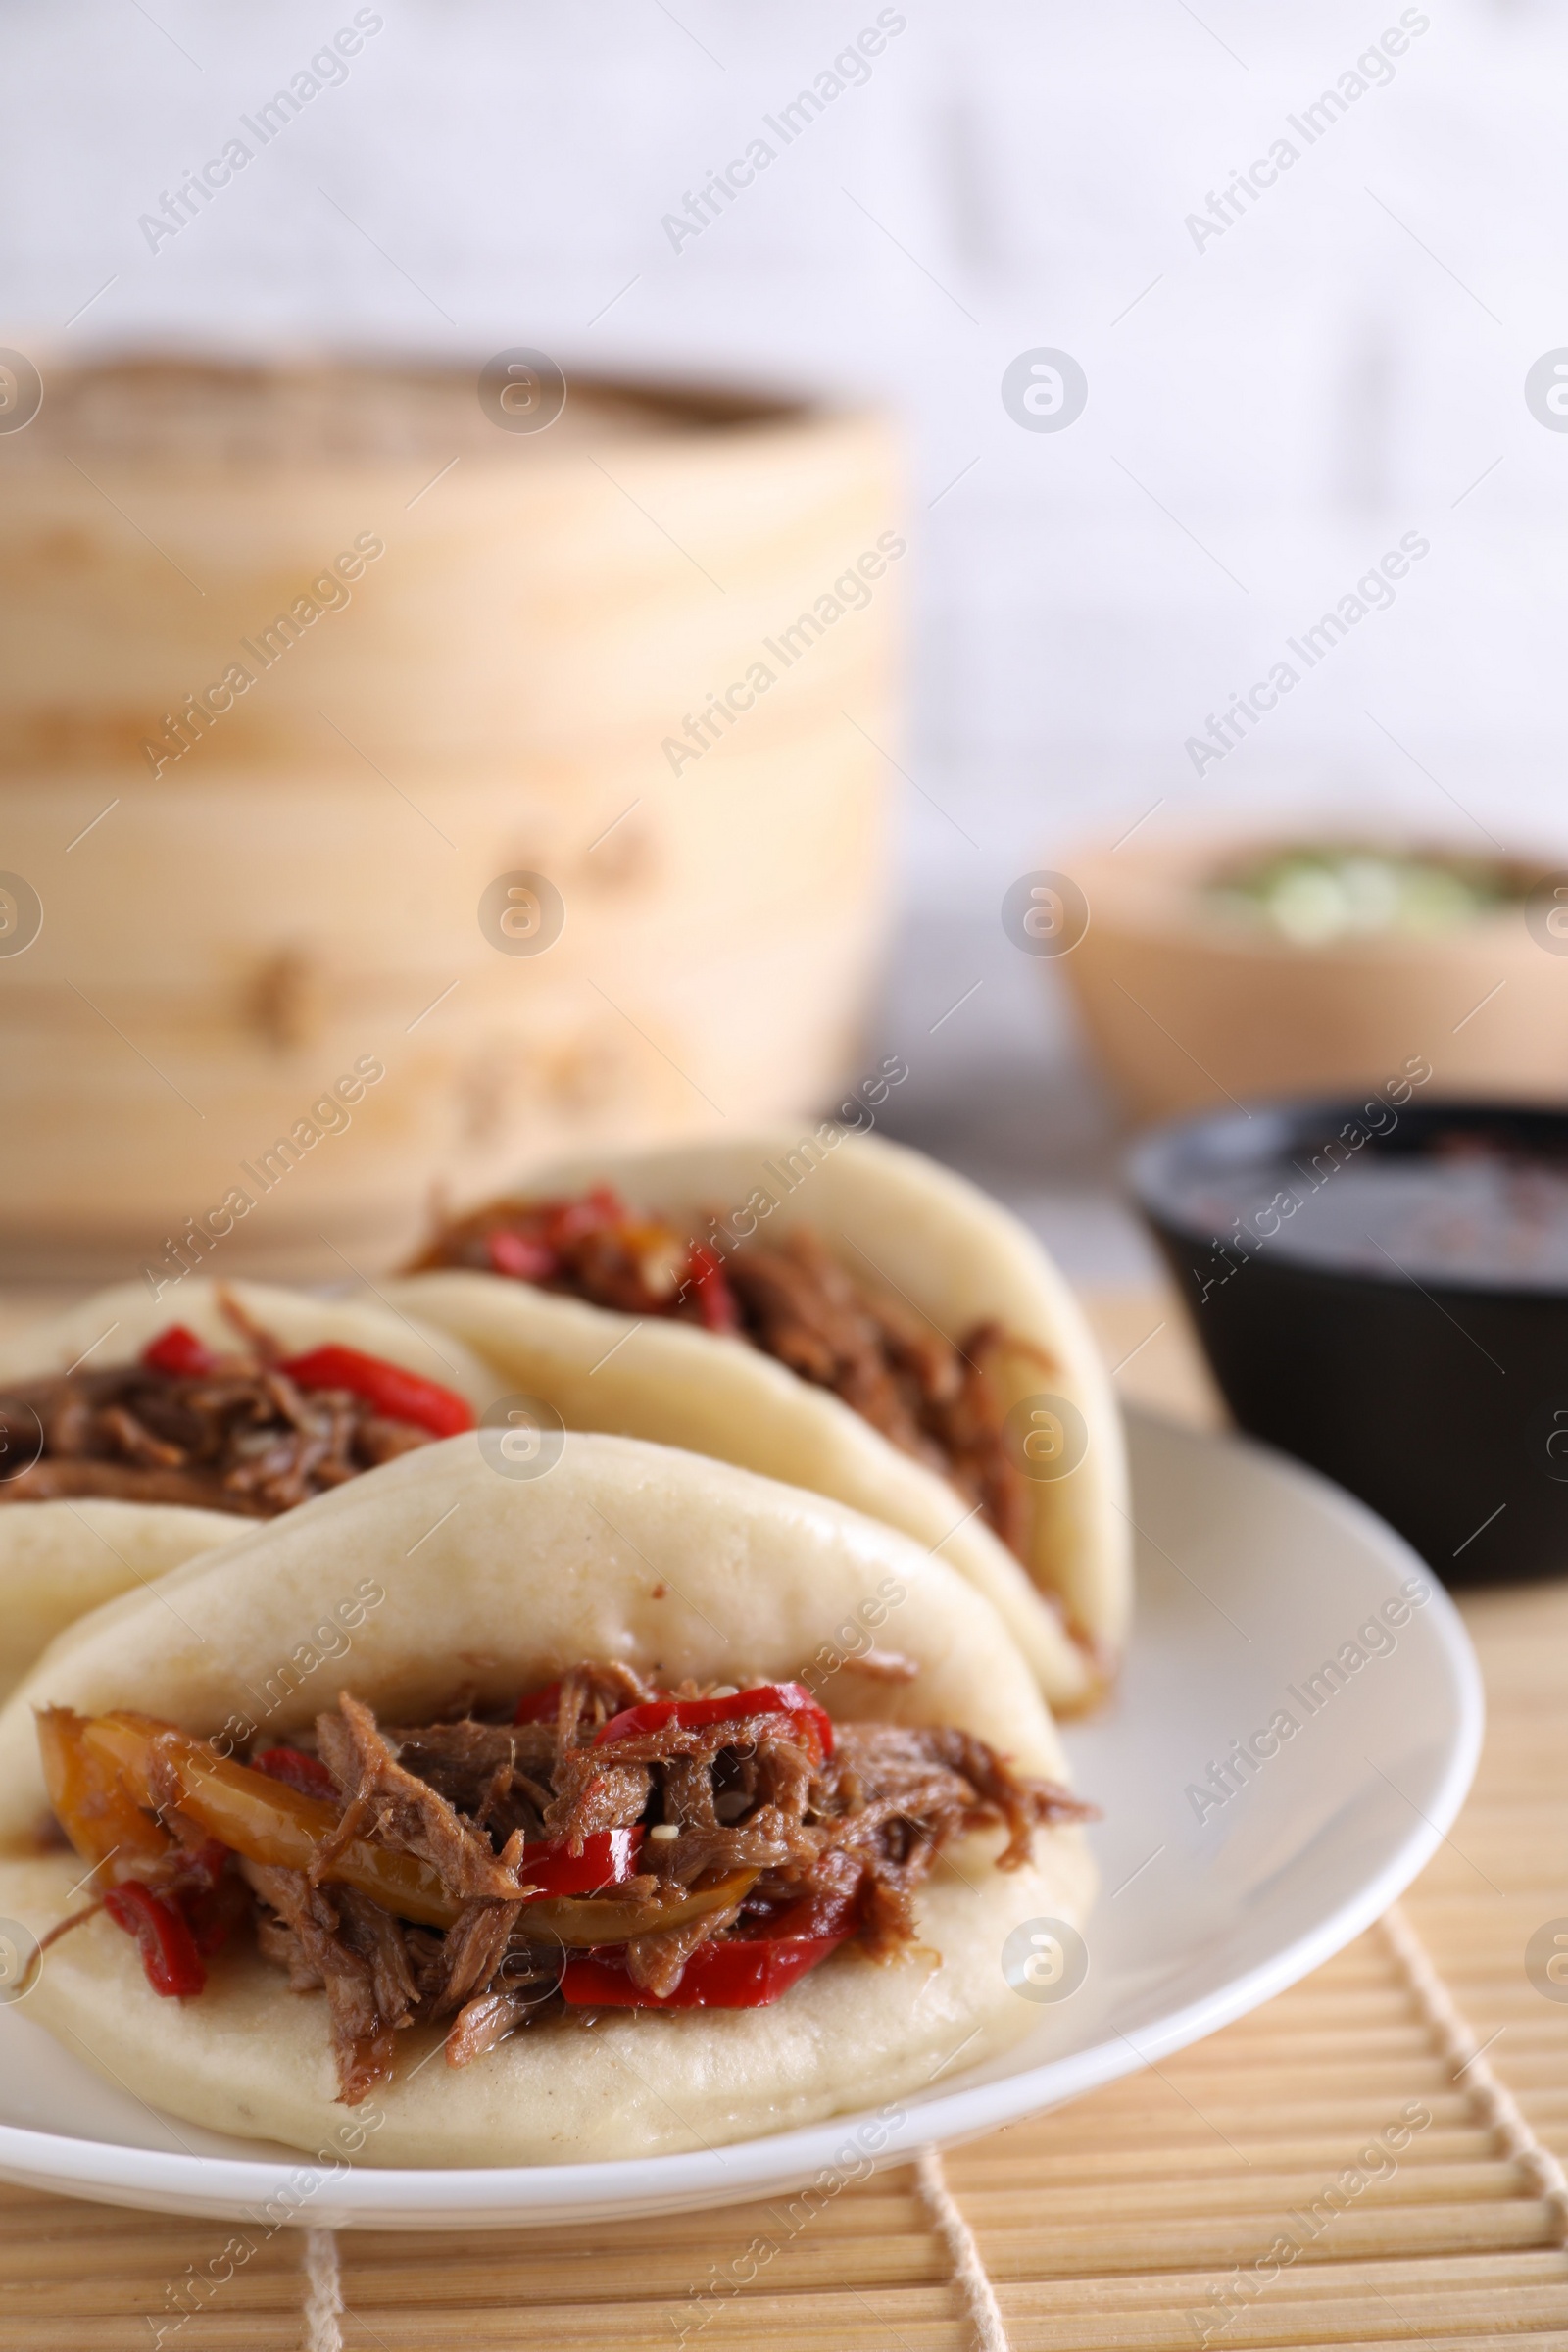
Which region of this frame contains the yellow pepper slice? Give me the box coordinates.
[41,1708,756,1942]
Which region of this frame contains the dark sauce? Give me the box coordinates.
[1168,1127,1568,1292]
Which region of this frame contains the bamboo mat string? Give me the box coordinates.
[915,2144,1011,2352]
[1381,1901,1568,2238]
[301,2226,344,2352]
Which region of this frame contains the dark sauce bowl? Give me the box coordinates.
[1127,1098,1568,1585]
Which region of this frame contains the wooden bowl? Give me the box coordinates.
[1057,835,1568,1120]
[0,359,902,1280]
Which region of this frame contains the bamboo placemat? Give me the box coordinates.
[2,1286,1565,2351]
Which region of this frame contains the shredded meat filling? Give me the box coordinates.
[723,1235,1043,1561]
[0,1349,433,1516]
[217,1670,1090,2103]
[417,1200,1051,1563]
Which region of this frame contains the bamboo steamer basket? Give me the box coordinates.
[0,360,902,1280]
[1058,834,1568,1119]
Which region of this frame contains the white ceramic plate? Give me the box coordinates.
[0,1410,1482,2229]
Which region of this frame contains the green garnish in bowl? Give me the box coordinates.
[1204,847,1527,946]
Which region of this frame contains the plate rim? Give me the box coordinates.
[0,1406,1485,2226]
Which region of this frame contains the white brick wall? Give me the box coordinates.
[10,1,1566,854]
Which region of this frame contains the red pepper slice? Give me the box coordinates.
[541,1186,627,1248]
[512,1681,562,1726]
[518,1826,643,1899]
[685,1242,739,1333]
[561,1922,850,2010]
[485,1190,629,1267]
[139,1325,218,1380]
[595,1682,833,1760]
[102,1882,207,1998]
[252,1746,338,1801]
[487,1229,558,1282]
[274,1345,476,1438]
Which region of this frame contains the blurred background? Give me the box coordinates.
[4,0,1568,1289]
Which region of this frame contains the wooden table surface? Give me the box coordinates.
[0,1281,1564,2350]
